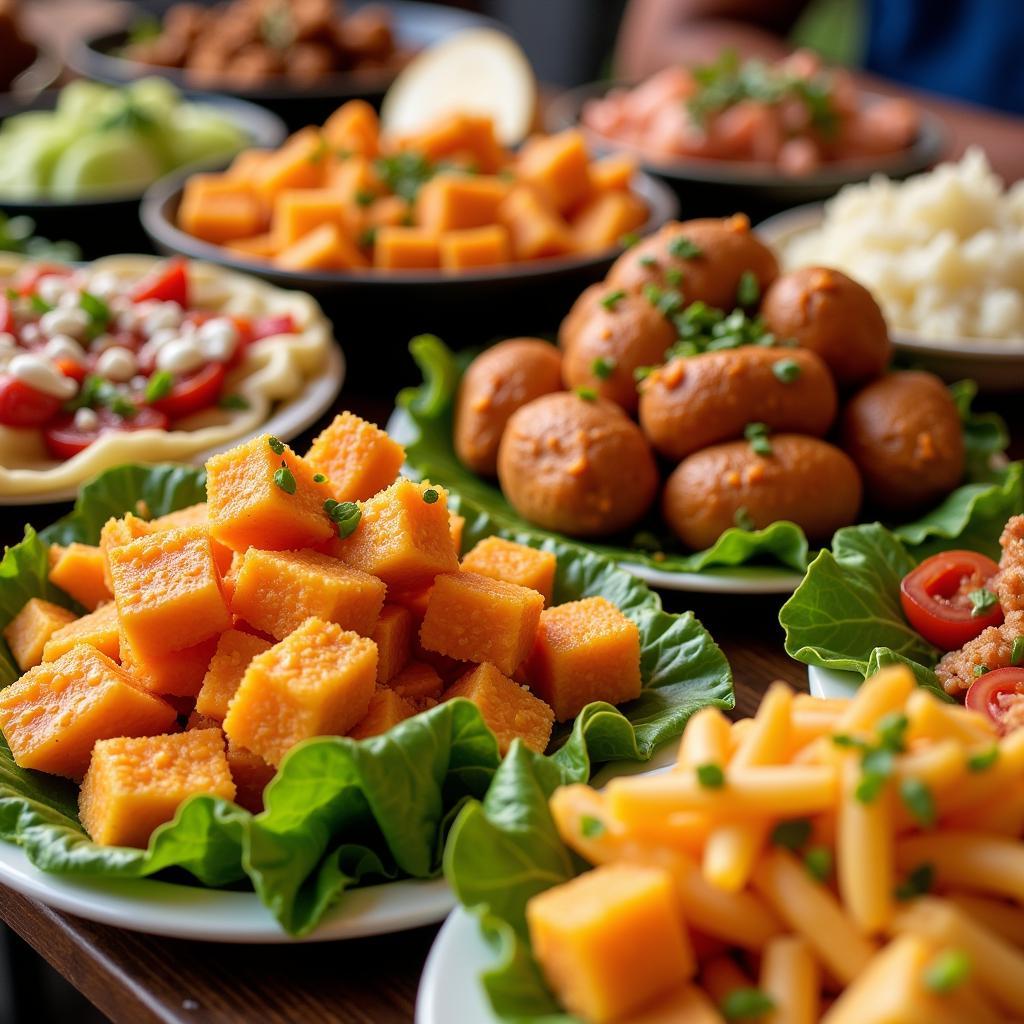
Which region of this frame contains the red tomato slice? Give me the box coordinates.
[132,258,189,307]
[0,295,14,335]
[900,550,1004,651]
[43,406,169,460]
[150,362,226,420]
[52,358,87,384]
[0,375,63,427]
[965,667,1024,732]
[251,314,296,341]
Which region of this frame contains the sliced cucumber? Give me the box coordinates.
[49,131,163,199]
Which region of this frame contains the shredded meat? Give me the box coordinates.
[996,515,1024,612]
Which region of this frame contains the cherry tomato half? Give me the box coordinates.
[251,314,296,341]
[900,550,1004,651]
[132,258,189,307]
[0,294,14,335]
[43,406,169,460]
[0,375,62,427]
[150,362,226,420]
[965,667,1024,733]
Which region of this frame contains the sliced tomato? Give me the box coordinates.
[0,375,63,427]
[150,362,226,420]
[251,314,296,340]
[900,550,1004,650]
[965,668,1024,732]
[43,406,169,460]
[52,357,87,384]
[132,258,189,307]
[0,294,14,335]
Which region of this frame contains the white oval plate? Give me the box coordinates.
[807,663,861,700]
[418,908,497,1024]
[0,343,346,507]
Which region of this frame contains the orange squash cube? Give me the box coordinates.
[206,433,335,553]
[396,113,508,173]
[589,153,638,193]
[336,478,459,590]
[148,504,233,576]
[449,513,465,554]
[322,100,380,158]
[419,571,543,676]
[99,513,153,589]
[79,729,235,847]
[276,222,368,271]
[571,191,648,253]
[196,629,273,722]
[179,174,264,244]
[348,687,415,740]
[373,227,441,270]
[305,411,405,503]
[231,547,385,640]
[226,742,276,814]
[518,130,592,213]
[388,660,444,702]
[527,863,695,1024]
[0,645,177,779]
[416,174,511,233]
[390,584,434,621]
[272,189,348,246]
[49,543,111,611]
[108,527,231,659]
[3,598,76,671]
[120,633,218,698]
[522,597,641,721]
[228,148,273,179]
[439,225,510,270]
[461,536,557,605]
[223,617,377,766]
[368,195,412,229]
[225,233,281,261]
[252,127,326,201]
[499,187,573,261]
[371,604,414,684]
[41,602,120,663]
[326,155,384,206]
[443,662,553,754]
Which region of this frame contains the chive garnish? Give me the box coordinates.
[422,488,439,504]
[895,862,934,901]
[736,270,760,306]
[218,394,250,410]
[968,588,999,618]
[600,290,626,311]
[967,745,999,772]
[803,845,832,882]
[591,356,616,379]
[744,422,772,456]
[696,763,725,789]
[313,473,327,484]
[574,386,597,401]
[771,818,811,851]
[273,462,296,494]
[900,777,936,828]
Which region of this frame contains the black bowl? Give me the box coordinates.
[0,93,286,259]
[141,169,679,392]
[69,1,498,132]
[546,81,948,221]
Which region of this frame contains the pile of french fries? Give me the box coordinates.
[552,666,1024,1022]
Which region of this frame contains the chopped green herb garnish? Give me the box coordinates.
[968,588,999,618]
[804,845,832,882]
[973,664,989,677]
[80,291,112,337]
[696,763,725,789]
[967,745,999,772]
[354,189,376,208]
[630,530,663,552]
[600,289,626,311]
[580,816,605,838]
[736,270,760,307]
[358,227,378,249]
[374,152,437,203]
[574,386,598,402]
[268,436,285,455]
[144,370,173,403]
[895,862,934,901]
[591,356,616,379]
[633,365,655,383]
[64,373,136,418]
[312,473,327,484]
[772,358,801,383]
[1012,635,1024,665]
[618,231,640,248]
[744,421,772,456]
[831,733,866,750]
[273,463,296,495]
[856,746,894,803]
[923,949,971,994]
[720,987,775,1021]
[733,506,755,531]
[324,499,361,538]
[29,293,52,314]
[900,777,936,828]
[306,138,329,165]
[771,818,811,851]
[668,236,702,260]
[876,711,909,753]
[665,266,683,287]
[637,255,657,268]
[218,394,250,410]
[422,488,439,504]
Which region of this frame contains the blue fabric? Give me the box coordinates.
[865,0,1024,115]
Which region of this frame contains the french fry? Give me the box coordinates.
[896,831,1024,904]
[835,666,915,735]
[760,936,819,1024]
[948,892,1024,948]
[678,706,732,770]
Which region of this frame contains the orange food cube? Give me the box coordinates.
[322,100,380,158]
[179,174,264,244]
[449,513,465,554]
[108,527,231,659]
[571,191,648,253]
[252,127,326,201]
[416,174,511,233]
[439,225,510,270]
[374,227,441,270]
[419,571,543,676]
[120,633,218,698]
[41,602,120,663]
[335,478,458,590]
[78,729,235,847]
[225,233,281,261]
[461,536,557,605]
[368,195,412,228]
[276,222,369,271]
[196,629,273,722]
[625,986,724,1024]
[443,662,553,754]
[522,597,641,721]
[589,153,638,193]
[390,584,433,620]
[396,113,508,173]
[305,411,405,503]
[518,130,592,213]
[49,543,111,611]
[99,512,152,590]
[226,742,276,814]
[3,598,76,671]
[148,504,233,576]
[348,687,415,740]
[272,189,348,246]
[228,148,273,179]
[223,617,377,766]
[0,645,176,779]
[388,660,443,702]
[326,155,384,206]
[527,863,695,1024]
[231,547,385,640]
[371,604,414,684]
[206,433,335,553]
[499,187,573,261]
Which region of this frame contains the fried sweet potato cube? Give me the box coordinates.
[416,173,511,233]
[449,513,465,555]
[276,222,369,271]
[499,186,573,261]
[149,503,233,575]
[461,537,557,605]
[371,604,414,685]
[108,527,230,659]
[419,571,543,676]
[79,729,235,847]
[119,633,218,699]
[322,100,380,158]
[522,597,641,721]
[99,513,152,590]
[3,598,76,671]
[517,130,591,213]
[223,617,377,766]
[273,189,348,246]
[373,227,441,270]
[439,225,510,270]
[49,543,111,610]
[571,191,647,253]
[185,712,275,814]
[41,602,120,663]
[251,127,325,201]
[443,662,553,754]
[0,645,176,779]
[388,660,443,703]
[206,434,334,553]
[335,479,459,590]
[305,411,405,503]
[196,629,273,722]
[348,687,415,740]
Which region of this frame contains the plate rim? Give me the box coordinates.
[806,663,862,699]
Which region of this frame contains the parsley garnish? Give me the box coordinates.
[900,777,936,828]
[772,358,801,383]
[591,356,616,379]
[600,289,626,311]
[268,436,285,456]
[354,189,376,208]
[721,988,775,1021]
[422,488,439,504]
[923,950,971,994]
[736,270,760,306]
[804,845,832,882]
[324,499,361,538]
[968,588,999,618]
[312,473,327,484]
[744,421,773,456]
[574,386,597,402]
[771,818,812,851]
[374,152,437,203]
[273,462,296,494]
[734,506,755,531]
[895,862,934,901]
[618,231,640,248]
[696,763,725,789]
[668,236,702,260]
[144,370,173,403]
[967,745,999,772]
[580,816,605,838]
[218,394,250,410]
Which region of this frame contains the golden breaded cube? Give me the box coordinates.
[443,662,553,754]
[449,512,465,554]
[206,434,335,553]
[371,603,414,684]
[78,729,235,847]
[99,513,152,589]
[305,412,405,502]
[223,617,377,766]
[3,598,76,671]
[461,537,557,605]
[48,543,111,610]
[522,597,641,721]
[419,571,543,676]
[348,687,415,739]
[147,504,234,575]
[41,602,120,663]
[108,527,231,659]
[185,711,276,814]
[0,645,177,780]
[388,660,444,702]
[231,547,385,640]
[119,633,218,699]
[196,630,273,722]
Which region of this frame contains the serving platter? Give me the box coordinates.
[807,663,860,700]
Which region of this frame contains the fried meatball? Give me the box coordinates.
[558,282,605,349]
[607,215,779,310]
[663,434,862,550]
[560,288,676,412]
[497,393,659,537]
[454,338,563,476]
[841,371,965,512]
[761,267,891,388]
[638,346,837,461]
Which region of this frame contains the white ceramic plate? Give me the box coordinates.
[758,204,1024,392]
[807,663,861,700]
[0,343,346,507]
[417,908,498,1024]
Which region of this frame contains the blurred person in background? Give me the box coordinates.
[616,0,1024,181]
